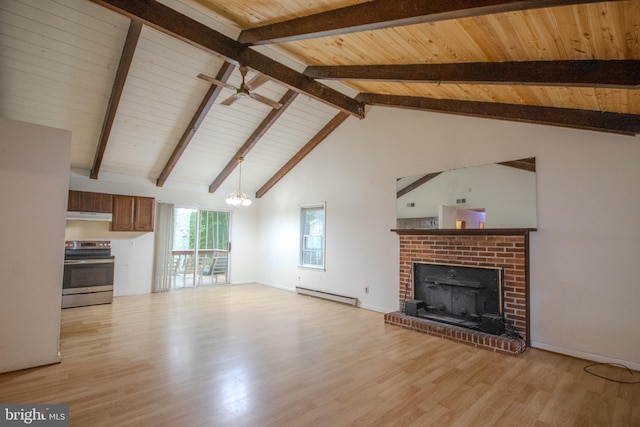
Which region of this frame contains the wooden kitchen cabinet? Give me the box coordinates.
[67,190,113,213]
[111,195,155,232]
[111,195,134,231]
[133,196,155,231]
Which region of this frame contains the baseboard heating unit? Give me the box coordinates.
[295,287,358,306]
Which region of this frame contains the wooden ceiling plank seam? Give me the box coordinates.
[156,61,236,187]
[88,0,364,118]
[90,19,142,179]
[455,15,507,61]
[133,41,220,80]
[208,89,299,193]
[591,2,615,58]
[256,111,350,199]
[522,9,562,59]
[387,27,440,63]
[2,27,123,83]
[359,93,640,135]
[237,0,624,45]
[498,81,534,107]
[1,77,112,116]
[304,60,640,88]
[3,0,127,54]
[622,1,640,58]
[439,19,488,61]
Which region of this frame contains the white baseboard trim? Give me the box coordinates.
[0,352,61,374]
[256,282,395,313]
[530,341,640,372]
[359,302,394,313]
[295,287,358,306]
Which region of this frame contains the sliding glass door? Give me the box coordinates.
[171,208,229,288]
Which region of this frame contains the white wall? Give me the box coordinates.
[255,107,640,369]
[67,170,256,295]
[0,119,71,373]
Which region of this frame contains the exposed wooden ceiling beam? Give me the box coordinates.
[359,94,640,136]
[397,172,443,198]
[208,90,298,194]
[156,62,235,188]
[305,60,640,89]
[88,0,364,118]
[498,158,536,172]
[256,112,350,198]
[238,0,617,45]
[90,19,141,179]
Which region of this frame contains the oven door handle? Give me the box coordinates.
[64,258,115,265]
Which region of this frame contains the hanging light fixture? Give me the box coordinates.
[225,157,252,207]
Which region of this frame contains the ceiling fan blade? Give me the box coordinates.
[245,74,269,91]
[250,93,283,109]
[220,95,238,106]
[197,73,236,91]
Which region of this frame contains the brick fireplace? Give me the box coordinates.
[385,229,534,356]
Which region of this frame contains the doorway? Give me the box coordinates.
[171,208,230,288]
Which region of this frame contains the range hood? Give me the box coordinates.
[66,211,113,222]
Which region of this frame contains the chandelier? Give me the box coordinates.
[225,157,252,207]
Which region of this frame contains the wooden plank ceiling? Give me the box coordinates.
[1,0,638,200]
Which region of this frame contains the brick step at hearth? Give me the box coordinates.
[384,311,526,356]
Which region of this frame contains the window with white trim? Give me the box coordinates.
[300,204,325,269]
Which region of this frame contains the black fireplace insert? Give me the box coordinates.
[408,262,504,335]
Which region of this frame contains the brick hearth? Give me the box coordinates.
[388,228,534,355]
[384,312,526,356]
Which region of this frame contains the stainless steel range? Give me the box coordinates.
[62,240,115,308]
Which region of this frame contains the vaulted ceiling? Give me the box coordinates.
[1,0,638,200]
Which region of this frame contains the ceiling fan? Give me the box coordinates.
[197,65,282,109]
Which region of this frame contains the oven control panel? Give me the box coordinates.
[65,240,111,250]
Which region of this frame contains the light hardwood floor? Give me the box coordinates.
[0,284,638,426]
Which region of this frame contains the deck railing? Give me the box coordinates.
[170,249,228,287]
